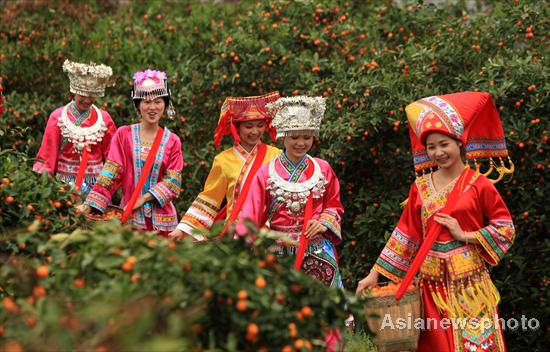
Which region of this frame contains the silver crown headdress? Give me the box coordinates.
[266,96,326,138]
[62,59,113,98]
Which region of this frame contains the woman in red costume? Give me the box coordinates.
[357,92,516,352]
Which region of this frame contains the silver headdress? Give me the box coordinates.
[266,96,326,138]
[62,59,113,98]
[131,69,175,119]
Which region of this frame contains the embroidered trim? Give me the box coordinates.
[473,220,514,266]
[69,101,91,126]
[233,144,258,201]
[131,124,172,228]
[417,172,480,233]
[56,156,104,177]
[319,209,342,240]
[85,190,110,213]
[279,151,308,174]
[266,153,310,221]
[150,169,182,207]
[96,160,122,190]
[416,96,464,138]
[374,226,420,281]
[179,195,221,231]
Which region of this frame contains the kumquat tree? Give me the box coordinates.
[0,1,548,351]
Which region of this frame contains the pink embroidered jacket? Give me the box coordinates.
[240,154,343,247]
[33,103,117,192]
[85,124,183,232]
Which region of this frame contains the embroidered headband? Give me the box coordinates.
[214,91,280,147]
[131,69,175,119]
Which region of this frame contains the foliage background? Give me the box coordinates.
[0,0,548,350]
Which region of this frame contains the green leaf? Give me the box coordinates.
[95,256,125,270]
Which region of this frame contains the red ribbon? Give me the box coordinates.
[395,167,475,300]
[121,127,164,224]
[74,107,98,193]
[213,204,228,224]
[294,158,315,271]
[74,147,89,192]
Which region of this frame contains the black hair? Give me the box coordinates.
[133,96,170,111]
[132,81,171,112]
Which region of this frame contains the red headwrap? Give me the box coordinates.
[214,92,280,147]
[406,92,513,181]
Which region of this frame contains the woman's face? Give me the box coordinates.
[139,97,165,124]
[237,119,266,147]
[426,132,462,169]
[284,135,314,161]
[74,94,96,111]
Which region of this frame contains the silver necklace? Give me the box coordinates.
[266,156,327,217]
[58,103,107,153]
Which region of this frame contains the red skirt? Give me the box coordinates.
[418,281,507,352]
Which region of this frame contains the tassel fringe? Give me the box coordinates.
[431,277,500,319]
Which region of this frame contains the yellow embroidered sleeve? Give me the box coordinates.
[178,156,228,233]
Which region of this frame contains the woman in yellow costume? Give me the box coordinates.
[169,92,281,240]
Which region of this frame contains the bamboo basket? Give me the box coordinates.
[363,282,422,352]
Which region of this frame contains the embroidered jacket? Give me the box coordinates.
[85,124,183,231]
[373,172,515,351]
[373,172,515,285]
[239,152,344,287]
[241,153,344,246]
[33,102,117,192]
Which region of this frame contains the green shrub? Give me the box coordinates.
[0,150,78,237]
[1,220,361,351]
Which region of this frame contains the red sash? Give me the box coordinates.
[217,143,267,238]
[294,159,315,271]
[212,205,227,223]
[395,167,475,300]
[121,128,164,224]
[74,108,98,192]
[74,148,89,192]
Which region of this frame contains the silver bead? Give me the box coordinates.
[290,201,301,212]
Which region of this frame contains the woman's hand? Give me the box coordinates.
[434,213,466,241]
[169,229,207,242]
[356,270,379,295]
[168,229,186,240]
[132,193,154,211]
[305,219,327,242]
[75,204,91,215]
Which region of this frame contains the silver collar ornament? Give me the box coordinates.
[266,156,327,218]
[58,103,107,153]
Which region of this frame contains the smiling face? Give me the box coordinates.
[426,132,463,169]
[283,135,314,163]
[74,94,96,112]
[138,97,165,125]
[237,119,266,149]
